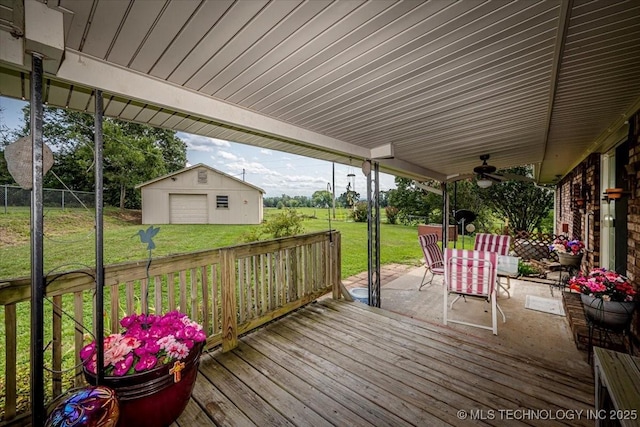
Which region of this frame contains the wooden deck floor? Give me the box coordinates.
[174,299,594,426]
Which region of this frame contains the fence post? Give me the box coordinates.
[62,189,65,211]
[4,185,7,214]
[220,248,238,352]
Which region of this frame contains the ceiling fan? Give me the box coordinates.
[447,154,534,187]
[474,154,534,182]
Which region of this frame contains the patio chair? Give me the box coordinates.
[443,248,505,335]
[418,234,445,291]
[474,233,512,297]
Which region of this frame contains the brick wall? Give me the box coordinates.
[555,154,600,271]
[627,111,640,345]
[558,110,639,352]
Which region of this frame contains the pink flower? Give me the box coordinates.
[81,311,205,376]
[135,354,158,372]
[113,353,134,376]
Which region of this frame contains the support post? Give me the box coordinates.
[30,52,45,427]
[442,181,449,248]
[366,161,381,307]
[95,90,105,383]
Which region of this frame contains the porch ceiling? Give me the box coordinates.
[1,0,639,183]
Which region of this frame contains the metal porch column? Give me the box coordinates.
[30,53,45,427]
[442,182,449,247]
[95,91,105,383]
[366,161,381,307]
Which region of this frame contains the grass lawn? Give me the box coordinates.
[0,206,425,280]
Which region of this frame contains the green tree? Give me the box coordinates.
[479,166,553,232]
[11,105,187,209]
[311,190,333,208]
[387,177,440,224]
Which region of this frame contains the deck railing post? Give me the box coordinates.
[220,248,238,352]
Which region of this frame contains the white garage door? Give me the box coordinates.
[169,194,208,224]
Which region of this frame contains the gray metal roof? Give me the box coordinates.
[1,0,639,183]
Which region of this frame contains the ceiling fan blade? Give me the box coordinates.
[484,173,506,181]
[446,174,475,182]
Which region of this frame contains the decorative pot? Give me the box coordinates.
[558,252,583,267]
[83,341,204,427]
[581,294,636,330]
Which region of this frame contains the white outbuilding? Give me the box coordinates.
[135,163,264,225]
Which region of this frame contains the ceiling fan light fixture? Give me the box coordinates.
[477,178,492,188]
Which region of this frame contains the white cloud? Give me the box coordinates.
[181,133,230,152]
[216,150,239,161]
[260,149,272,155]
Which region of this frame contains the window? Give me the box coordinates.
[216,195,229,209]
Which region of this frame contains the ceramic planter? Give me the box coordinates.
[83,341,204,427]
[581,294,636,330]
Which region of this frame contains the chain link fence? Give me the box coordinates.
[1,185,95,212]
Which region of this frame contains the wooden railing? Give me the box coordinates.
[0,230,341,424]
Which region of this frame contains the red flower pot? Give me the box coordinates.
[84,341,204,427]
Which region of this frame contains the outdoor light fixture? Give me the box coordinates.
[477,178,492,188]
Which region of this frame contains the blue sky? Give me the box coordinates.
[0,96,396,197]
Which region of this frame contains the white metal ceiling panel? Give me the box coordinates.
[185,0,301,91]
[128,0,201,74]
[147,109,173,127]
[159,112,187,129]
[118,101,145,122]
[60,0,93,51]
[106,0,166,67]
[148,0,234,80]
[258,1,546,116]
[213,0,364,100]
[0,67,24,99]
[104,97,129,118]
[79,0,130,58]
[167,0,268,86]
[199,0,332,96]
[66,86,92,112]
[226,1,392,104]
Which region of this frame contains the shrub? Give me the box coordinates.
[240,227,264,243]
[263,209,305,238]
[385,206,399,224]
[351,202,368,222]
[518,260,542,276]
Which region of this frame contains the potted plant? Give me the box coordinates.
[569,268,637,329]
[80,311,207,427]
[549,237,585,266]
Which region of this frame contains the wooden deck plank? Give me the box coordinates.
[325,299,593,397]
[189,364,256,427]
[293,309,544,414]
[190,300,595,426]
[319,300,594,406]
[261,329,458,426]
[284,310,532,427]
[197,353,296,426]
[175,398,217,427]
[215,350,334,427]
[241,333,412,427]
[232,342,377,427]
[272,323,467,426]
